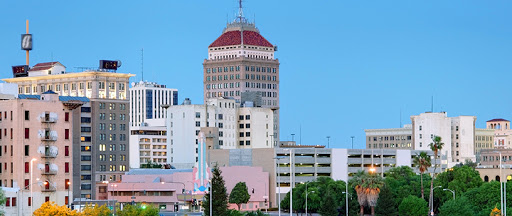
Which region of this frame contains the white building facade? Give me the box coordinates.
[167,98,274,168]
[411,112,476,167]
[128,119,168,169]
[129,81,178,127]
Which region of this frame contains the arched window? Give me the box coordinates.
[484,176,489,182]
[496,175,501,182]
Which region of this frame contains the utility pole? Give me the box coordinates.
[351,136,355,149]
[326,136,331,148]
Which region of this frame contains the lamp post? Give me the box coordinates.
[291,134,295,142]
[346,181,349,216]
[305,190,315,215]
[30,158,36,214]
[161,181,186,214]
[350,136,355,149]
[67,181,71,209]
[209,179,212,216]
[495,151,504,216]
[443,189,455,200]
[326,136,330,148]
[274,156,284,216]
[289,149,293,216]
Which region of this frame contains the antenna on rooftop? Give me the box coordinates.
[141,48,144,82]
[238,0,244,22]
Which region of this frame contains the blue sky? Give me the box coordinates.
[1,1,511,148]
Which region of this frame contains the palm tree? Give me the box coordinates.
[350,170,368,216]
[364,173,385,216]
[413,151,432,199]
[428,136,444,214]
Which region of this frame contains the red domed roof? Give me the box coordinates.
[487,118,510,122]
[209,30,273,48]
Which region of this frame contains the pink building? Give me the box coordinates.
[0,90,87,215]
[109,166,269,213]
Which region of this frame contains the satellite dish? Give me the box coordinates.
[116,60,122,68]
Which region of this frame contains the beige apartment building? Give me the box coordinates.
[0,91,86,215]
[365,124,413,149]
[475,128,494,154]
[486,118,512,149]
[3,61,134,201]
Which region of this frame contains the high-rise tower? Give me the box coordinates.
[203,1,280,145]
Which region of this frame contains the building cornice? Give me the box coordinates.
[2,71,135,82]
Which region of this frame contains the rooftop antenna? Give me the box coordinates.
[431,95,434,112]
[238,0,244,22]
[141,48,144,82]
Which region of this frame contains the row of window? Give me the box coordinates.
[99,154,127,161]
[99,103,126,110]
[98,164,127,172]
[18,82,126,94]
[98,133,127,141]
[368,143,412,148]
[369,136,412,142]
[98,144,127,151]
[206,66,277,74]
[98,123,127,131]
[99,113,127,121]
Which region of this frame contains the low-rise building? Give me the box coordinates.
[365,124,413,149]
[128,119,167,169]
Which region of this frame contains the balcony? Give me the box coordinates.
[39,146,58,158]
[39,163,58,175]
[41,114,57,123]
[41,170,57,175]
[41,187,56,192]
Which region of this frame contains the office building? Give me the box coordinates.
[203,4,280,146]
[475,128,495,155]
[128,119,168,169]
[0,90,87,215]
[167,98,274,169]
[365,124,413,149]
[129,81,178,127]
[486,118,512,149]
[3,61,134,201]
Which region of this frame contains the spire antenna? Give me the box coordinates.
[238,0,244,22]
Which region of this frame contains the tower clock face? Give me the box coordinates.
[21,34,32,50]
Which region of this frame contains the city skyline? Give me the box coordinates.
[1,1,511,148]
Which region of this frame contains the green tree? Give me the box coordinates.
[438,196,475,216]
[80,204,111,216]
[229,182,251,210]
[433,165,483,210]
[464,181,501,216]
[319,190,338,216]
[398,195,428,216]
[375,185,397,216]
[116,204,158,216]
[384,166,423,207]
[203,164,229,216]
[412,151,431,199]
[428,135,444,213]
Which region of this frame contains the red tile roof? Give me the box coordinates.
[209,30,273,48]
[29,62,60,72]
[487,118,510,122]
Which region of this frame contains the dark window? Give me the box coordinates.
[25,162,29,173]
[65,146,69,156]
[81,136,92,142]
[81,175,91,180]
[81,117,91,123]
[81,156,91,161]
[81,127,91,132]
[24,111,29,120]
[65,112,69,121]
[81,165,91,171]
[65,179,70,189]
[173,91,178,105]
[239,124,244,129]
[239,132,244,137]
[245,115,250,120]
[11,128,13,139]
[24,145,29,156]
[6,198,9,207]
[25,179,29,190]
[65,129,69,139]
[24,128,29,139]
[146,90,153,119]
[246,123,250,128]
[81,184,92,190]
[45,197,49,203]
[239,141,244,145]
[12,197,16,207]
[81,146,91,152]
[218,114,223,120]
[81,107,91,113]
[28,197,31,207]
[246,141,251,145]
[239,115,244,120]
[246,132,250,137]
[65,162,69,173]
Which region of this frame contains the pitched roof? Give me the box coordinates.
[29,62,62,72]
[487,118,510,122]
[209,30,273,48]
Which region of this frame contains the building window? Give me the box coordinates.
[65,162,69,173]
[24,111,29,120]
[25,128,29,139]
[25,145,29,156]
[65,129,69,139]
[25,162,29,173]
[65,112,69,121]
[65,146,69,156]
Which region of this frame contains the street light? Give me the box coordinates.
[305,190,315,215]
[326,136,330,148]
[494,151,504,216]
[443,189,455,200]
[351,136,355,149]
[274,156,285,216]
[67,181,71,209]
[30,158,36,214]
